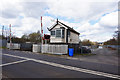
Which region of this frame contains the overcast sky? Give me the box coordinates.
[0,0,119,42]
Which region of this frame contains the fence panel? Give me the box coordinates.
[32,44,41,53]
[41,44,68,54]
[20,43,33,51]
[7,43,20,49]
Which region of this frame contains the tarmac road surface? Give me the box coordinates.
[1,49,120,79]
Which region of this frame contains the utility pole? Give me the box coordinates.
[2,25,4,39]
[9,24,12,49]
[5,28,7,40]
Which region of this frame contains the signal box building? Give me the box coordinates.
[48,19,80,44]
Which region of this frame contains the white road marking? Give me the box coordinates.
[1,60,28,67]
[3,53,120,79]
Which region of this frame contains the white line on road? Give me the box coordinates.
[3,53,120,79]
[1,60,28,67]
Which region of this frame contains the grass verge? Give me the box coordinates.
[0,47,7,49]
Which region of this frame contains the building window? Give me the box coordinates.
[51,31,55,36]
[56,29,61,37]
[68,30,70,36]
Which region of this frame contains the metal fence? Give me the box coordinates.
[68,44,80,54]
[20,43,33,51]
[7,43,33,51]
[41,44,68,54]
[7,43,20,49]
[32,44,41,53]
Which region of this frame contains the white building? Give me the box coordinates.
[48,19,80,44]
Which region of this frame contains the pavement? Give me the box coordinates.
[1,49,120,79]
[72,48,119,66]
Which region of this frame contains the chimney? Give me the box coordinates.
[57,18,58,24]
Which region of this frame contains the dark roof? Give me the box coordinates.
[48,20,80,35]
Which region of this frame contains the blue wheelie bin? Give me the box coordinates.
[69,48,74,57]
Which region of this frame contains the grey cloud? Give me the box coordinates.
[1,7,21,18]
[47,1,117,23]
[99,23,117,32]
[1,2,48,19]
[21,2,48,18]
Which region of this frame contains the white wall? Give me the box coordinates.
[50,37,64,43]
[68,32,79,44]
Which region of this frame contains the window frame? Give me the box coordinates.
[55,29,62,38]
[51,30,55,36]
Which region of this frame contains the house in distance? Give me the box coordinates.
[48,19,80,44]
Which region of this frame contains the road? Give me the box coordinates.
[1,49,120,79]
